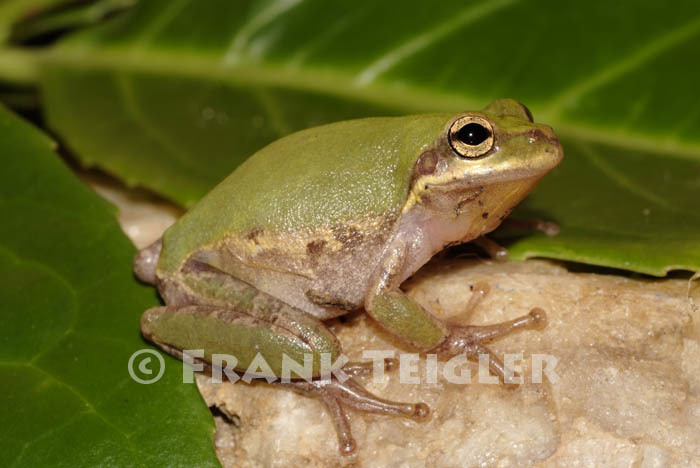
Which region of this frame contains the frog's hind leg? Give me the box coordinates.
[142,267,428,455]
[141,303,428,455]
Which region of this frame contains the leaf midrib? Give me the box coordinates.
[39,45,700,162]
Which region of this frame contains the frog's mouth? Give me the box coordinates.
[454,187,485,215]
[447,173,548,240]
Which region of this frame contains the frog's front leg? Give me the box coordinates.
[140,266,427,455]
[366,242,546,384]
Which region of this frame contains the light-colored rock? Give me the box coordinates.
[95,174,700,467]
[82,171,181,249]
[195,259,698,468]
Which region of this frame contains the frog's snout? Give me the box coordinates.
[529,125,564,168]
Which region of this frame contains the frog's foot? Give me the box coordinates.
[502,217,560,236]
[436,307,547,386]
[472,236,508,261]
[441,281,545,385]
[284,376,429,455]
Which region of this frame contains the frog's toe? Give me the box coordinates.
[285,376,429,455]
[435,307,548,385]
[447,281,490,325]
[501,217,561,236]
[446,306,547,347]
[527,307,548,330]
[343,357,398,377]
[472,236,509,261]
[333,377,429,420]
[317,390,356,455]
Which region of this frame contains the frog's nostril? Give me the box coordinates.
[529,128,559,146]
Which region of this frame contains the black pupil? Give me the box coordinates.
[457,123,491,146]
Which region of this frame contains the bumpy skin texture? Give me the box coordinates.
[158,114,447,274]
[136,99,563,454]
[156,115,451,321]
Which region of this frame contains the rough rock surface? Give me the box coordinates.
[102,176,699,468]
[197,258,699,468]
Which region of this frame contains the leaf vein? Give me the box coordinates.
[544,14,700,118]
[223,0,305,65]
[355,0,519,85]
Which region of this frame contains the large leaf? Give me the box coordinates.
[0,0,61,44]
[35,0,700,275]
[0,104,220,467]
[0,0,66,84]
[6,0,135,45]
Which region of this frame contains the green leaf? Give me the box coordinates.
[0,1,65,84]
[0,105,220,467]
[35,0,700,275]
[500,141,700,275]
[8,0,136,45]
[0,0,61,44]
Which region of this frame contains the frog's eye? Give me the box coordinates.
[448,115,495,158]
[520,103,534,122]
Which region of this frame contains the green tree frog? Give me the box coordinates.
[134,99,563,454]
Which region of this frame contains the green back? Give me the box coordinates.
[159,113,453,274]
